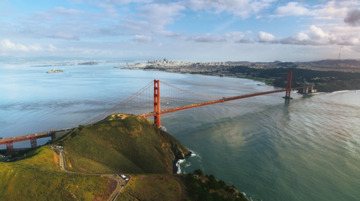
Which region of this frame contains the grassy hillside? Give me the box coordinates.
[117,174,184,201]
[0,114,246,201]
[0,146,111,201]
[117,171,249,201]
[59,114,190,174]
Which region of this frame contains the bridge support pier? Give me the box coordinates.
[307,86,314,94]
[298,86,315,94]
[283,70,293,99]
[30,137,37,149]
[154,80,161,127]
[50,131,56,142]
[6,141,14,155]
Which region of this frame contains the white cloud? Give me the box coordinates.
[133,35,153,42]
[311,0,360,21]
[187,0,275,18]
[47,33,79,40]
[279,25,356,46]
[274,2,311,17]
[97,0,151,4]
[225,32,248,42]
[192,32,250,43]
[94,0,153,17]
[258,31,276,43]
[139,3,185,27]
[52,7,84,15]
[193,33,226,43]
[0,39,33,51]
[327,26,360,46]
[308,25,331,40]
[272,1,360,20]
[48,44,57,51]
[33,7,85,21]
[119,2,185,37]
[3,0,360,60]
[0,39,60,54]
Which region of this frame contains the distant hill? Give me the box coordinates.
[299,59,360,71]
[305,59,360,66]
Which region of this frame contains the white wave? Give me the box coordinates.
[331,90,352,94]
[176,149,201,174]
[176,159,186,174]
[185,162,191,168]
[188,149,201,158]
[160,126,167,132]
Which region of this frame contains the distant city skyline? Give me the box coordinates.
[0,0,360,62]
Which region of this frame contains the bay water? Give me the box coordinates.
[0,60,359,201]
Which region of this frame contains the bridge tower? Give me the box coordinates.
[6,141,14,155]
[154,80,161,127]
[30,137,37,149]
[49,129,56,142]
[284,70,293,99]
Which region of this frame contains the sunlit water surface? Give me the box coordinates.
[1,61,359,201]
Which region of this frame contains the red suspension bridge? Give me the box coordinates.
[1,71,314,155]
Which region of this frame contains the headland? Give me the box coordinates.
[0,114,248,201]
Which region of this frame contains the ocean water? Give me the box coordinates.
[1,60,359,201]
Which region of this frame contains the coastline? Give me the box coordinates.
[175,150,199,174]
[116,62,360,92]
[1,114,249,201]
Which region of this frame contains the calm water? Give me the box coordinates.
[1,61,359,201]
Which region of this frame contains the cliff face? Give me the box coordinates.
[61,114,190,174]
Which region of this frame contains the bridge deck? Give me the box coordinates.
[0,128,73,146]
[1,85,310,147]
[141,87,308,117]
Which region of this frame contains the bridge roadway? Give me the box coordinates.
[142,86,309,117]
[0,128,74,147]
[1,85,311,152]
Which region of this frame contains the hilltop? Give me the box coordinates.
[0,114,247,201]
[59,114,190,174]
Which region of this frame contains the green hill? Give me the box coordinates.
[0,114,247,201]
[60,114,190,174]
[0,147,111,201]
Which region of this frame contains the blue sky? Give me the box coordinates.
[1,0,360,61]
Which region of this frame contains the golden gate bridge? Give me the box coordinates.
[0,71,314,155]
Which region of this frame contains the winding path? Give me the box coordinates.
[51,146,128,201]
